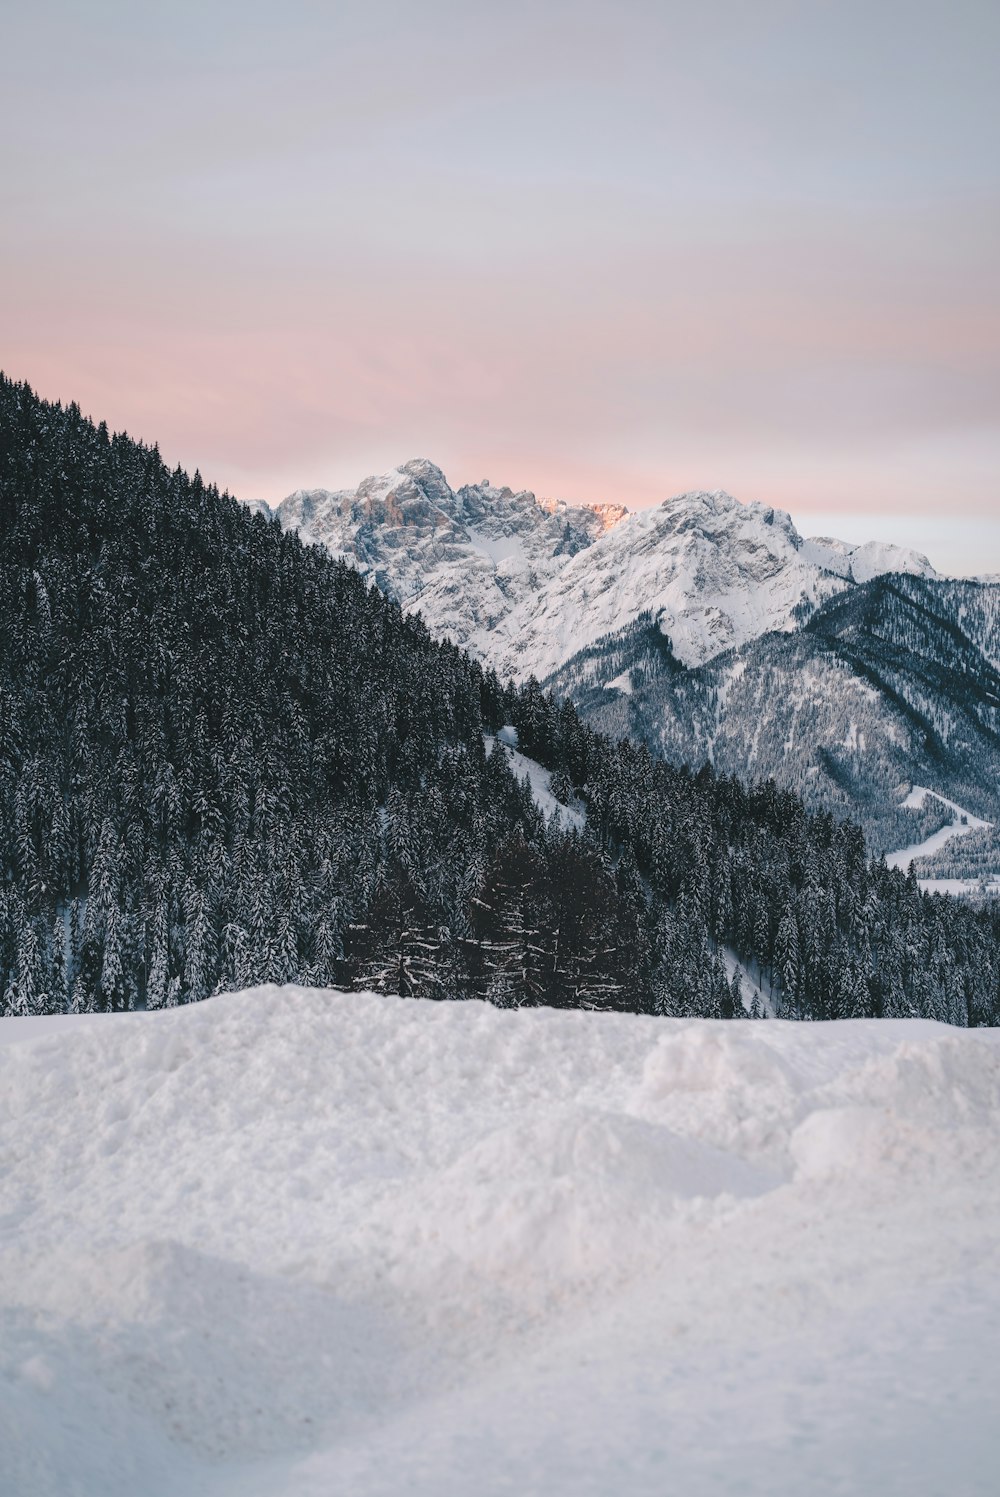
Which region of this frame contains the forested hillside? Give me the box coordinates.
[2,375,999,1024]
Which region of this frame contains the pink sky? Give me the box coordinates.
[3,1,998,572]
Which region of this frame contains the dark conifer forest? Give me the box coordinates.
[2,374,999,1024]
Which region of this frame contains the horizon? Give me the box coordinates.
[5,366,993,578]
[3,1,998,575]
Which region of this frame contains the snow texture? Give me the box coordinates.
[2,988,999,1497]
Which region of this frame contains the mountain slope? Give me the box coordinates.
[265,466,934,679]
[3,375,998,1025]
[549,576,1000,850]
[487,491,936,681]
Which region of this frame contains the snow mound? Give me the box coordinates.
[790,1105,905,1178]
[2,990,999,1497]
[842,1033,1000,1129]
[636,1022,800,1099]
[16,1239,397,1461]
[630,1024,806,1167]
[396,1107,773,1300]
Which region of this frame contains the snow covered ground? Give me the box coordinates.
[485,729,586,831]
[886,786,993,892]
[2,989,999,1496]
[915,876,1000,897]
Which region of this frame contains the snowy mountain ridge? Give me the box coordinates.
[549,573,1000,849]
[257,463,935,680]
[487,489,937,681]
[265,459,628,658]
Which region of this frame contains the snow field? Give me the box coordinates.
[886,785,992,872]
[887,786,998,893]
[1,989,999,1495]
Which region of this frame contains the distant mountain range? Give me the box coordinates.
[252,462,1000,843]
[547,574,1000,851]
[255,461,935,680]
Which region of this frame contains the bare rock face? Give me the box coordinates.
[275,460,630,653]
[269,465,935,681]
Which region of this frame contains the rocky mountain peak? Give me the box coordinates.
[266,462,941,682]
[656,489,802,547]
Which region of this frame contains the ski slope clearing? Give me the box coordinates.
[886,786,992,872]
[2,990,999,1496]
[484,729,586,831]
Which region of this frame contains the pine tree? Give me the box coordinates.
[49,914,68,1014]
[146,898,171,1010]
[184,894,217,1003]
[775,905,800,1016]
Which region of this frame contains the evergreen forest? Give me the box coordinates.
[2,375,999,1025]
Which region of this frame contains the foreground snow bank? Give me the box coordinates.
[1,990,999,1496]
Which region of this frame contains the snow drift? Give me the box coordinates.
[2,989,999,1496]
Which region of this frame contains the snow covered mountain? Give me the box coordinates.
[267,460,626,657]
[256,460,1000,841]
[549,574,1000,849]
[261,465,935,680]
[489,493,936,681]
